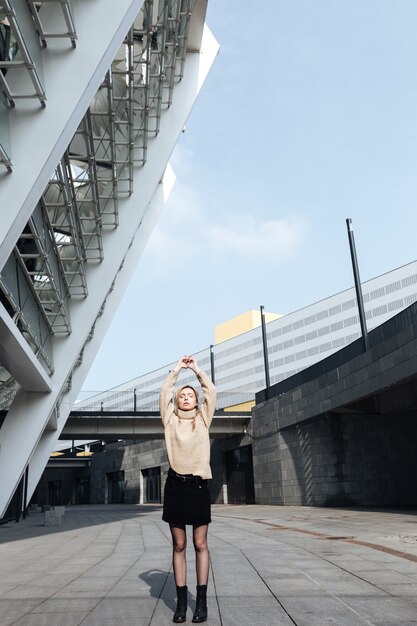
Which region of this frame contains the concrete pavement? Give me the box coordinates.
[1,504,417,625]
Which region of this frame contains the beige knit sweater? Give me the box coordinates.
[160,366,216,479]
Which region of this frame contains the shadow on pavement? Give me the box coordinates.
[139,569,175,611]
[0,504,163,544]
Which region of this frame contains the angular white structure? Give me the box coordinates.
[0,0,218,517]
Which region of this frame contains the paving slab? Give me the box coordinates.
[1,504,417,625]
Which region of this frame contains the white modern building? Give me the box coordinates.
[0,0,218,519]
[78,259,417,412]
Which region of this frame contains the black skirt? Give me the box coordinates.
[162,468,211,527]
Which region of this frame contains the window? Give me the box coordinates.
[372,304,387,317]
[343,315,358,327]
[329,304,341,316]
[319,342,332,353]
[142,467,161,503]
[404,294,417,306]
[107,471,125,504]
[316,309,329,320]
[385,281,401,294]
[370,287,385,300]
[293,319,304,329]
[304,314,316,325]
[317,325,330,336]
[342,299,356,311]
[388,298,403,312]
[294,334,305,345]
[402,274,417,288]
[295,350,307,360]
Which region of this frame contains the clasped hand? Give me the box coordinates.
[178,355,198,370]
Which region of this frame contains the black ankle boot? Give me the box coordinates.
[173,585,187,623]
[192,584,207,623]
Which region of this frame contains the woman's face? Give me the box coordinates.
[177,387,197,411]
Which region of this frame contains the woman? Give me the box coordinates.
[160,355,216,624]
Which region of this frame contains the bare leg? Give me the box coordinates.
[170,524,187,586]
[193,524,209,585]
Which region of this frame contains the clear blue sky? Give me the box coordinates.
[82,0,417,391]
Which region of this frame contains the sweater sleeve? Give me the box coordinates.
[196,368,216,429]
[160,367,180,427]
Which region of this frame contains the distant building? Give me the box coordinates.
[79,259,417,412]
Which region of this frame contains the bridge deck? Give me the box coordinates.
[61,410,251,439]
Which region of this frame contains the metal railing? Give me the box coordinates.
[74,389,255,413]
[0,0,46,107]
[27,0,77,48]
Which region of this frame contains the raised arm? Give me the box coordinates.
[160,357,187,426]
[187,356,216,428]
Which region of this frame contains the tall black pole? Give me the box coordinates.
[22,465,29,519]
[346,218,369,351]
[209,344,215,384]
[260,305,271,399]
[14,476,23,523]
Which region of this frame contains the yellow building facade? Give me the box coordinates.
[215,310,282,411]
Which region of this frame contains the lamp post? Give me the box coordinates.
[346,218,369,351]
[209,344,215,384]
[260,305,271,399]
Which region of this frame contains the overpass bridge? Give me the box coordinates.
[61,409,252,440]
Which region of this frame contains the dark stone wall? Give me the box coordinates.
[52,436,240,504]
[33,466,90,506]
[122,440,168,504]
[252,306,417,507]
[40,438,236,506]
[210,435,251,503]
[90,439,236,505]
[90,439,169,504]
[252,406,417,506]
[38,408,417,508]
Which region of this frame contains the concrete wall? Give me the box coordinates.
[88,438,249,505]
[210,434,251,503]
[89,440,168,504]
[38,407,417,509]
[40,437,247,506]
[251,303,417,506]
[32,465,90,507]
[252,407,417,506]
